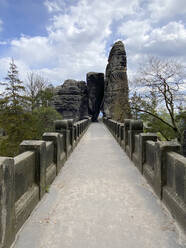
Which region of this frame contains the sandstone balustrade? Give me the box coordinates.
[0,118,90,248]
[103,116,186,234]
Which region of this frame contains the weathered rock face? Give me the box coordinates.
[53,41,130,122]
[87,72,104,122]
[53,80,88,120]
[103,41,130,121]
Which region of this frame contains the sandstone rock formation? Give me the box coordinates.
[103,41,130,121]
[53,41,130,122]
[53,79,88,120]
[87,72,104,122]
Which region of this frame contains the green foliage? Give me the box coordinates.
[176,110,186,134]
[0,59,28,110]
[32,107,62,139]
[0,60,62,157]
[0,59,33,156]
[130,91,185,141]
[130,91,184,141]
[0,108,37,156]
[36,86,54,108]
[144,110,178,141]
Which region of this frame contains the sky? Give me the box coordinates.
[0,0,186,87]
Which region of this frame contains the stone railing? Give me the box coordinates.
[103,117,186,233]
[0,117,91,248]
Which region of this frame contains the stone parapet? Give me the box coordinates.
[103,118,186,233]
[0,118,90,248]
[0,157,15,248]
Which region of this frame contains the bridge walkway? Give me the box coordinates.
[13,123,185,248]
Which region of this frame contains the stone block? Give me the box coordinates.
[0,157,15,248]
[132,134,140,168]
[45,142,56,186]
[14,154,39,233]
[123,119,131,151]
[163,152,186,233]
[43,132,66,174]
[129,120,143,159]
[73,124,78,145]
[20,140,47,199]
[119,124,124,146]
[54,120,72,157]
[67,119,75,148]
[154,141,181,199]
[138,133,158,173]
[143,141,156,187]
[14,151,39,232]
[181,130,186,157]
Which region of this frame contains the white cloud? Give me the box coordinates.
[0,57,30,81]
[118,19,186,55]
[44,0,63,13]
[10,35,55,67]
[150,21,186,43]
[118,20,152,51]
[117,19,186,79]
[2,0,141,83]
[0,57,11,80]
[0,0,185,87]
[148,0,186,20]
[145,22,186,57]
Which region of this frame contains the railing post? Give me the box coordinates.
[77,123,80,139]
[0,157,15,248]
[123,119,131,152]
[128,120,143,159]
[20,141,47,199]
[117,123,121,142]
[120,124,124,147]
[55,120,71,158]
[67,119,75,150]
[138,133,158,174]
[181,130,186,157]
[73,123,77,145]
[154,141,181,199]
[42,132,66,174]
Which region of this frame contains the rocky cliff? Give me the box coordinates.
[53,79,88,120]
[53,40,130,122]
[103,41,130,121]
[87,72,104,122]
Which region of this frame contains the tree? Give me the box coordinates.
[130,56,186,141]
[32,106,62,139]
[0,58,28,110]
[0,61,61,157]
[0,59,35,156]
[37,84,54,108]
[25,72,53,111]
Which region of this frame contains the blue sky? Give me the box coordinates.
[0,0,49,40]
[0,0,186,90]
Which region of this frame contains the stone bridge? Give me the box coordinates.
[0,118,186,248]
